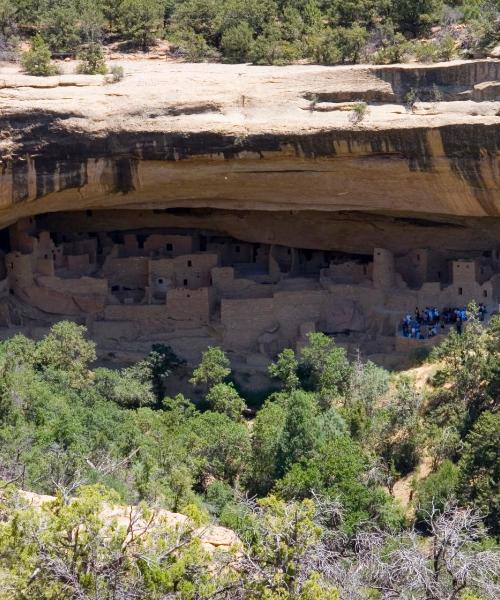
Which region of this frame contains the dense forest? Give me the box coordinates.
[0,0,499,71]
[0,303,498,598]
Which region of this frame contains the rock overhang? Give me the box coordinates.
[0,59,499,238]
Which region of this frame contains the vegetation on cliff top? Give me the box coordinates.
[1,0,499,70]
[0,305,498,597]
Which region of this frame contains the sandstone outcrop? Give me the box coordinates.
[0,60,499,235]
[12,489,239,553]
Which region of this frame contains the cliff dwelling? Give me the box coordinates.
[0,207,499,374]
[1,59,499,376]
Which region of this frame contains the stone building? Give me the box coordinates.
[0,213,498,368]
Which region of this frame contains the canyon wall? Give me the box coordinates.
[0,60,498,252]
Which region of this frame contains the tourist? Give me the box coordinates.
[402,320,409,337]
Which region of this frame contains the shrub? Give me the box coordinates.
[414,460,459,528]
[21,34,58,76]
[107,64,124,83]
[404,87,419,112]
[349,101,369,125]
[436,32,456,60]
[77,43,107,74]
[250,27,300,65]
[169,28,216,61]
[316,24,368,64]
[413,40,439,62]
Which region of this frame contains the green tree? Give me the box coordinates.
[248,395,287,495]
[101,0,124,32]
[34,321,96,387]
[268,348,299,391]
[276,435,403,533]
[276,390,319,477]
[0,0,18,59]
[141,343,185,403]
[457,411,499,535]
[431,303,495,432]
[206,382,246,420]
[332,24,368,63]
[377,375,424,476]
[391,0,443,36]
[299,332,351,407]
[21,34,58,75]
[250,21,300,65]
[41,1,82,55]
[119,0,164,50]
[94,366,155,407]
[190,346,231,390]
[220,21,254,62]
[191,411,251,485]
[77,42,107,74]
[327,0,390,27]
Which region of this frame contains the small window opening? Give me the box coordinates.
[158,278,164,285]
[166,243,173,251]
[187,260,192,267]
[483,290,488,298]
[183,279,188,286]
[458,287,463,295]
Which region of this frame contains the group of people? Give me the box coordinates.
[400,303,488,339]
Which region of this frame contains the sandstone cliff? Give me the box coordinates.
[0,59,499,253]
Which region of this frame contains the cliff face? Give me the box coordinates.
[0,59,499,251]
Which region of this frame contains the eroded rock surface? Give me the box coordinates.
[1,60,499,228]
